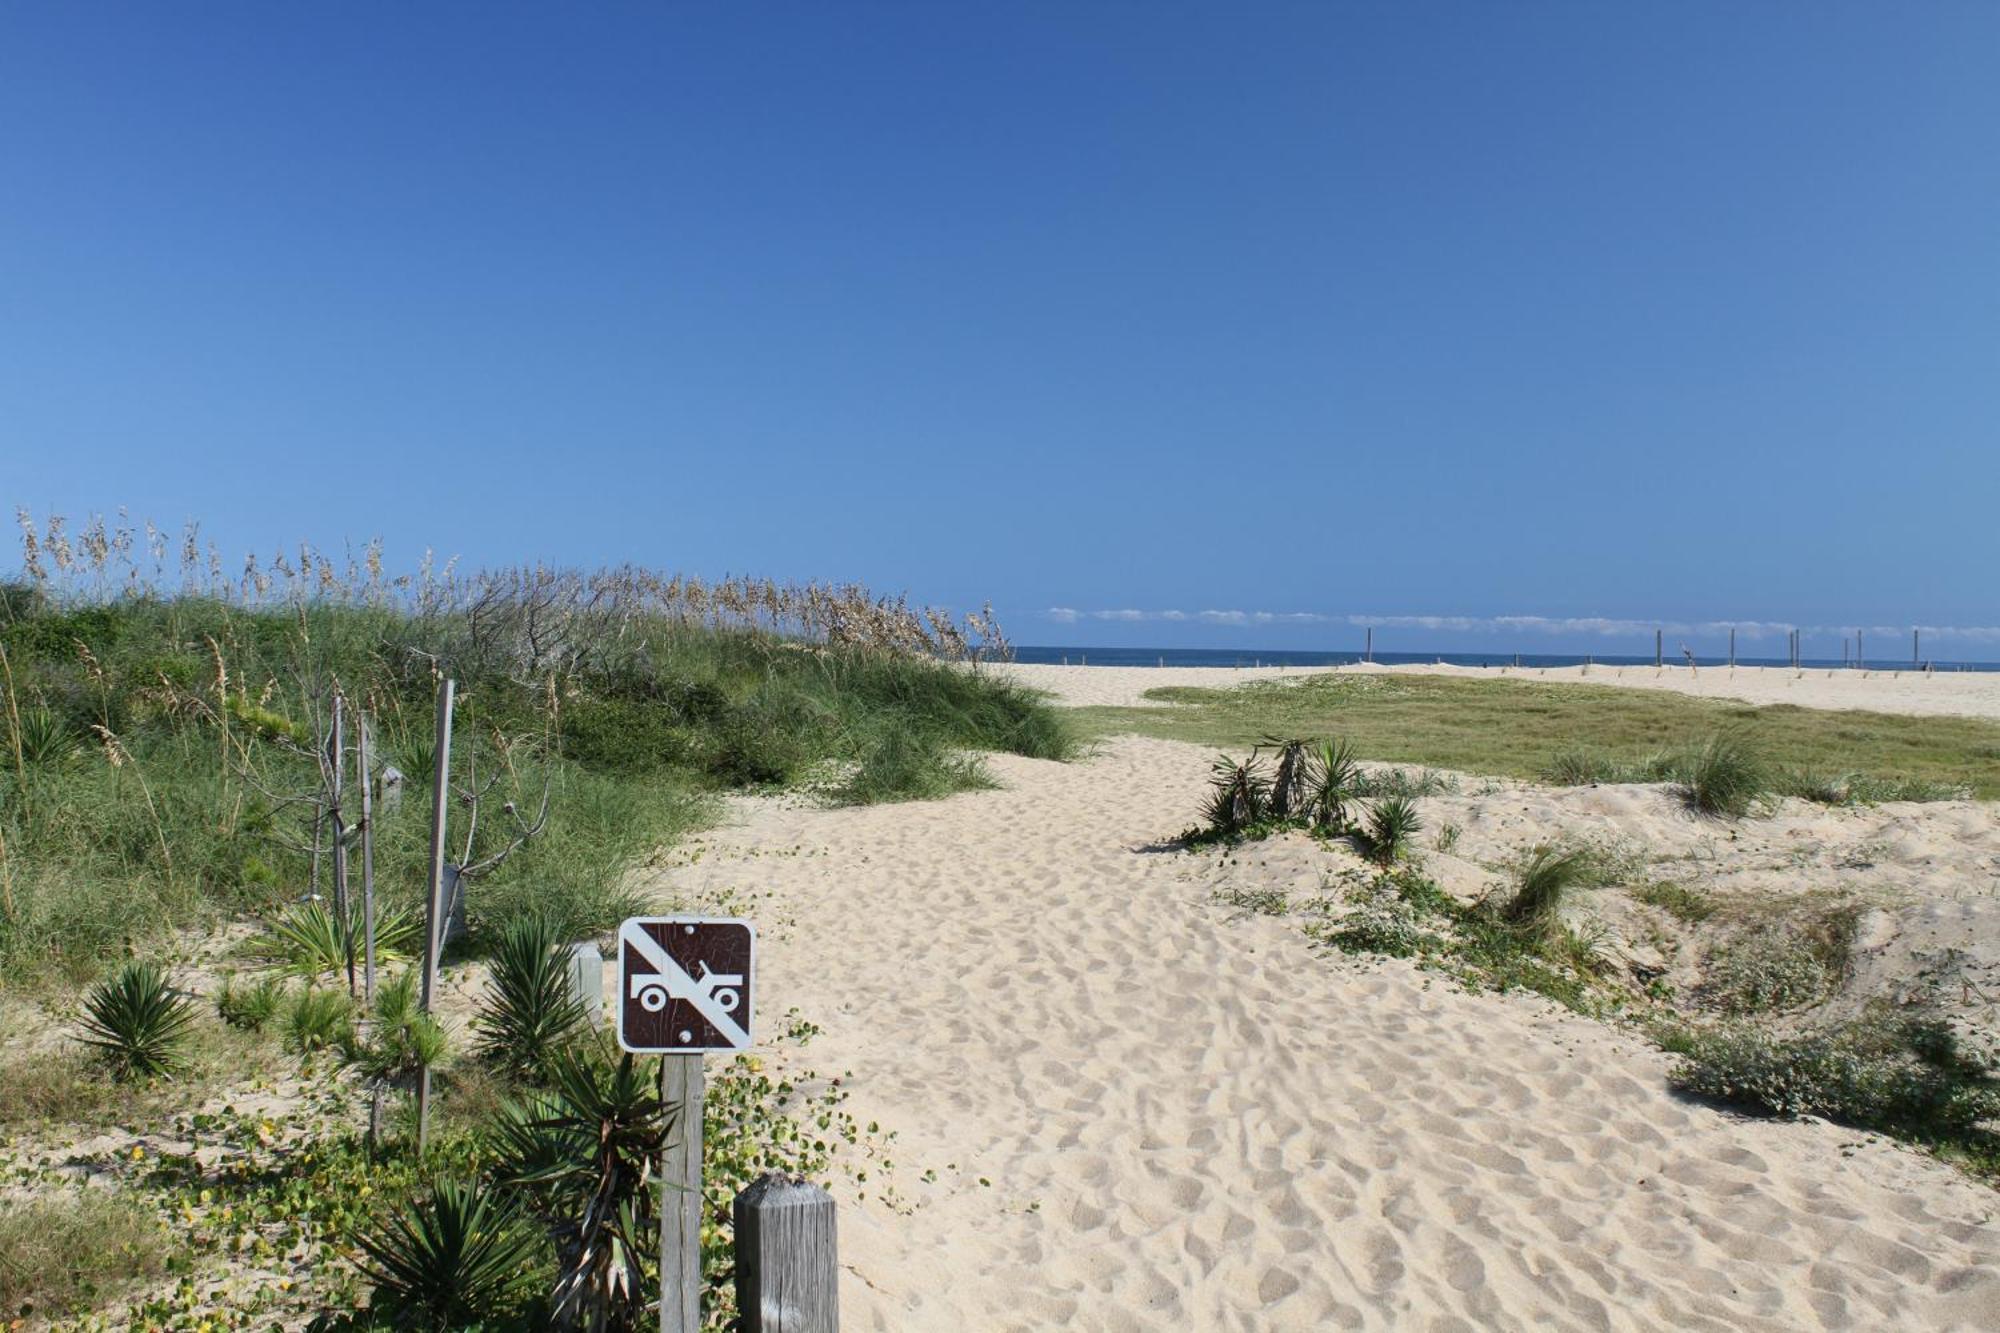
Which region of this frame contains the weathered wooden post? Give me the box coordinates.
[733,1175,839,1333]
[662,1054,705,1333]
[329,690,356,996]
[1914,627,1921,668]
[1728,627,1735,667]
[416,677,455,1152]
[1364,626,1372,663]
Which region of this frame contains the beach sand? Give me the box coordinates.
[648,674,2000,1330]
[994,659,2000,720]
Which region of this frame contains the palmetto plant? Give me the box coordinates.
[284,986,356,1057]
[347,969,448,1087]
[253,900,421,980]
[475,915,591,1082]
[216,974,288,1031]
[505,1045,678,1332]
[1306,740,1362,834]
[1363,796,1422,866]
[353,1176,542,1331]
[1203,753,1270,837]
[79,961,196,1080]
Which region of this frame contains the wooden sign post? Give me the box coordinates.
[617,917,757,1333]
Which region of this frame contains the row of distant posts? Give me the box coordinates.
[560,915,838,1333]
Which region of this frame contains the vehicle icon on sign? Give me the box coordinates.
[629,959,743,1014]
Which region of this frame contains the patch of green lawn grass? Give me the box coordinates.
[1074,673,2000,798]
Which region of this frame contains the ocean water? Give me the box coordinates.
[1010,646,1999,672]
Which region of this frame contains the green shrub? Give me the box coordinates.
[1323,887,1432,958]
[1705,922,1834,1014]
[558,696,694,773]
[348,970,449,1088]
[1671,1013,2000,1138]
[79,960,197,1080]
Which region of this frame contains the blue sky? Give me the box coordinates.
[3,4,1996,656]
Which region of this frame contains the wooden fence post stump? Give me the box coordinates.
[733,1174,838,1333]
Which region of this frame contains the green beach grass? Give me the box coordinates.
[1073,672,2000,798]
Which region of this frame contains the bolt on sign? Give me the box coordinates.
[617,917,756,1053]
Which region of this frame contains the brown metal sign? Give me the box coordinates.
[616,916,756,1053]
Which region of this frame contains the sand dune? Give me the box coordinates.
[995,660,2000,719]
[648,737,2000,1331]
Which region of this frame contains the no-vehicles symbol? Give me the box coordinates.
[616,917,756,1054]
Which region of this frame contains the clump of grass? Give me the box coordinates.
[1494,844,1595,942]
[1353,767,1457,798]
[1774,767,1973,806]
[830,728,994,806]
[1360,796,1422,865]
[1677,733,1768,818]
[217,973,289,1031]
[1633,880,1715,923]
[1542,747,1624,785]
[78,960,197,1080]
[0,1192,167,1319]
[1670,1010,2000,1142]
[285,986,356,1057]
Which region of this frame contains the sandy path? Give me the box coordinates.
[651,738,2000,1331]
[994,660,2000,719]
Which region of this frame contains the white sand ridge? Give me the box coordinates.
[648,736,2000,1331]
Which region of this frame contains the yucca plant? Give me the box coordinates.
[79,961,197,1080]
[1202,752,1270,837]
[506,1045,677,1332]
[1362,796,1422,866]
[353,1176,542,1331]
[284,986,356,1057]
[13,705,79,765]
[216,974,288,1031]
[253,900,422,980]
[475,915,591,1083]
[1264,738,1311,821]
[1306,739,1361,834]
[1497,844,1595,942]
[485,1089,582,1215]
